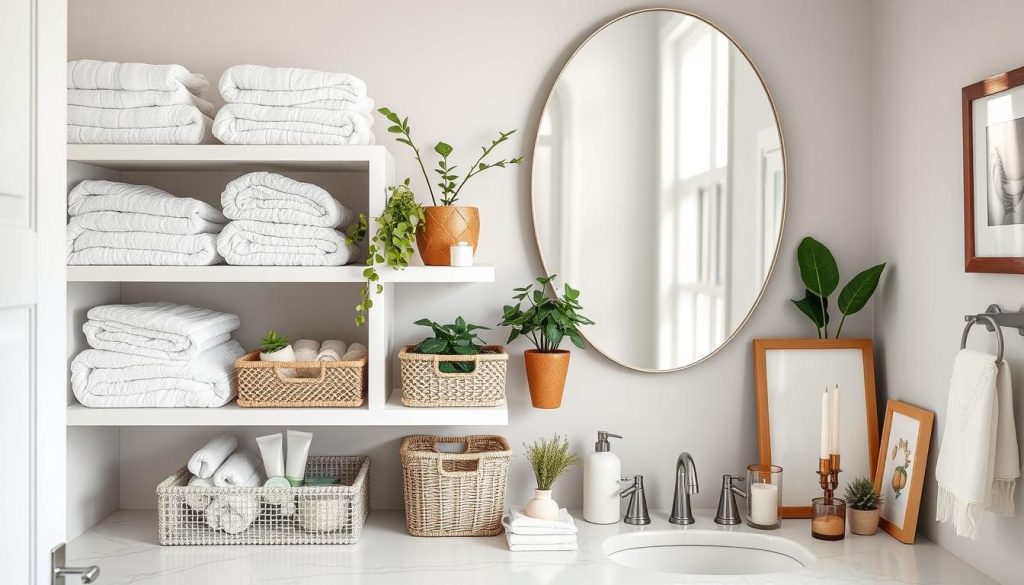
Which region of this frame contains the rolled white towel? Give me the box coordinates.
[206,494,260,534]
[316,340,347,362]
[213,450,263,487]
[341,342,367,361]
[298,497,343,533]
[185,475,215,511]
[187,434,238,479]
[293,339,320,361]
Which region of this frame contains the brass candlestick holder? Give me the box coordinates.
[811,453,846,540]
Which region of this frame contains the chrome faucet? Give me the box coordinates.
[669,452,698,525]
[715,474,748,525]
[620,475,651,525]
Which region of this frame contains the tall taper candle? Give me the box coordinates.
[820,389,830,459]
[830,385,840,455]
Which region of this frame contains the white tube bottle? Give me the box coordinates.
[583,431,623,524]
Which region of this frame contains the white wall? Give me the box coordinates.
[872,1,1024,583]
[69,0,875,514]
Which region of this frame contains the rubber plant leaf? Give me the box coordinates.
[791,289,830,328]
[837,263,886,316]
[796,237,840,297]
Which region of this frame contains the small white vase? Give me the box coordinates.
[525,489,560,520]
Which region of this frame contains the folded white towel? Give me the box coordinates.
[187,434,239,479]
[219,65,369,109]
[84,302,240,361]
[504,507,577,535]
[68,104,214,145]
[293,339,320,361]
[70,340,242,408]
[936,349,1020,539]
[316,340,347,362]
[66,226,222,266]
[504,531,578,552]
[222,171,355,228]
[217,220,358,266]
[341,342,367,361]
[67,60,208,95]
[185,475,215,511]
[69,212,224,237]
[506,532,578,546]
[68,87,215,117]
[213,103,374,145]
[206,494,260,534]
[213,450,264,487]
[68,180,226,222]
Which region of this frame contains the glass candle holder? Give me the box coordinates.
[811,497,846,540]
[746,464,782,529]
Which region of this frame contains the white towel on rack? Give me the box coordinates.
[503,507,578,535]
[206,494,260,534]
[185,475,216,511]
[187,434,239,479]
[212,103,374,145]
[67,60,209,95]
[68,87,215,117]
[70,340,242,408]
[936,349,1021,539]
[83,302,240,361]
[66,226,222,266]
[219,64,370,110]
[68,180,226,224]
[68,104,214,145]
[217,220,358,266]
[222,172,356,228]
[213,450,264,487]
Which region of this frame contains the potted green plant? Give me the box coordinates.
[844,477,883,535]
[523,434,580,520]
[791,236,886,338]
[399,316,508,407]
[499,275,593,409]
[378,106,523,265]
[259,330,294,362]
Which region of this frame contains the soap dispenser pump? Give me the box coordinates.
[584,431,623,524]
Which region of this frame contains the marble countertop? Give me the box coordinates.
[67,509,997,585]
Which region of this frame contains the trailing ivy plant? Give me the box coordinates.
[346,179,426,326]
[378,106,524,206]
[524,434,581,491]
[412,316,490,373]
[499,275,594,352]
[791,236,886,338]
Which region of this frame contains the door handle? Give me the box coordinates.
[51,543,100,584]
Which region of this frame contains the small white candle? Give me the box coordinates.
[450,241,474,267]
[830,385,840,455]
[750,482,779,526]
[820,389,830,460]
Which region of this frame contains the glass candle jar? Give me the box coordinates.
[811,497,846,540]
[746,464,782,529]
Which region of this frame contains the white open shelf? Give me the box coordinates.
[67,144,387,171]
[67,265,495,283]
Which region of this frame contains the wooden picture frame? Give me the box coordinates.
[875,400,934,544]
[754,339,879,518]
[963,65,1024,273]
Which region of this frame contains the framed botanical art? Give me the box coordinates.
[963,65,1024,273]
[754,339,880,518]
[875,400,934,544]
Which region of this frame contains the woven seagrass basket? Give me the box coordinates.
[235,351,366,407]
[398,345,507,407]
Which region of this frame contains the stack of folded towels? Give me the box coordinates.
[502,507,578,552]
[213,64,375,145]
[71,302,244,408]
[217,171,359,266]
[67,179,227,265]
[184,434,266,534]
[67,59,214,144]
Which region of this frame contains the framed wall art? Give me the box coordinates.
[874,400,934,543]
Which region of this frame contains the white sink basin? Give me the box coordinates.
[603,530,816,576]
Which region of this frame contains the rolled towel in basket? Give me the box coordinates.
[293,339,320,361]
[341,342,367,361]
[185,475,215,511]
[206,494,260,534]
[213,450,263,487]
[316,340,347,362]
[187,434,238,479]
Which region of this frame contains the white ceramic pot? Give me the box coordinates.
[525,489,560,520]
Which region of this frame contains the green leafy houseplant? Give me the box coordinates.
[412,316,490,373]
[260,330,290,354]
[524,434,580,491]
[378,107,523,206]
[791,236,886,338]
[499,275,594,352]
[844,477,883,511]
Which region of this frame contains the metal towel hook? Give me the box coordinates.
[961,314,1005,364]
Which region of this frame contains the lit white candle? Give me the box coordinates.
[750,482,780,526]
[830,385,840,455]
[820,389,830,460]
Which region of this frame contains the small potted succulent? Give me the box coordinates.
[259,330,294,362]
[499,275,593,409]
[524,434,580,520]
[378,106,524,265]
[844,477,883,535]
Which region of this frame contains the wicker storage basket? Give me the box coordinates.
[400,435,511,536]
[398,345,508,407]
[157,455,369,545]
[235,351,366,407]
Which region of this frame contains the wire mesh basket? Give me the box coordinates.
[235,351,366,408]
[157,455,369,545]
[398,345,507,407]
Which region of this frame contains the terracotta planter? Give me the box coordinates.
[416,206,480,266]
[524,350,570,409]
[848,508,880,535]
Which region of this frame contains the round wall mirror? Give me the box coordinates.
[532,9,786,372]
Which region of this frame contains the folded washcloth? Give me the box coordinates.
[501,517,578,545]
[68,87,215,117]
[341,342,367,361]
[316,340,347,362]
[67,104,214,145]
[70,340,243,408]
[936,349,1021,539]
[222,171,356,228]
[504,531,578,552]
[206,494,260,534]
[67,60,208,95]
[84,302,240,361]
[217,220,358,266]
[69,180,226,224]
[219,64,370,110]
[185,475,215,511]
[213,450,264,487]
[293,339,320,361]
[66,227,222,266]
[213,103,374,145]
[187,434,239,479]
[504,507,577,535]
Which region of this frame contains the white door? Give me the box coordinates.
[0,0,69,583]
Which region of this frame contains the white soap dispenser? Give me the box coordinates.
[584,431,623,524]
